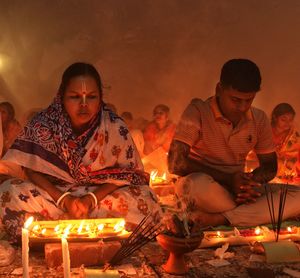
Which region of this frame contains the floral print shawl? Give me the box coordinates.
[4,92,149,188]
[274,127,300,179]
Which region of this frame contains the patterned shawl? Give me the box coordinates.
[4,92,148,187]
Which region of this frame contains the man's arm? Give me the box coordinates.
[168,140,234,190]
[252,152,277,183]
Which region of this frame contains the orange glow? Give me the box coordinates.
[28,218,130,241]
[24,216,34,229]
[254,227,261,235]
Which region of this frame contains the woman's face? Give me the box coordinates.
[153,108,168,127]
[275,113,294,132]
[63,75,101,132]
[0,106,9,126]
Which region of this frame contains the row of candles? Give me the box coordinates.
[22,216,127,277]
[206,226,298,240]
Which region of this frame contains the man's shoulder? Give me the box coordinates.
[187,98,211,111]
[250,106,268,122]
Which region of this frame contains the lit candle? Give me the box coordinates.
[61,234,71,278]
[254,227,261,235]
[22,216,34,278]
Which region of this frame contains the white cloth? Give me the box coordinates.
[175,172,300,226]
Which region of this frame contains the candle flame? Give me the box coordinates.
[41,228,47,235]
[254,227,261,235]
[63,224,72,236]
[162,172,167,180]
[216,231,221,237]
[114,220,125,232]
[150,170,158,180]
[85,224,90,232]
[287,226,292,233]
[24,216,34,229]
[97,224,104,231]
[54,225,60,233]
[78,221,84,233]
[32,225,39,231]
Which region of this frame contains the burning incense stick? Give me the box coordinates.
[264,183,289,241]
[110,214,163,265]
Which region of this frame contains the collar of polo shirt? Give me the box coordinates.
[210,96,253,123]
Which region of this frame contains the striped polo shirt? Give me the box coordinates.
[174,96,275,173]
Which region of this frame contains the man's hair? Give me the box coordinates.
[271,103,296,127]
[220,59,261,92]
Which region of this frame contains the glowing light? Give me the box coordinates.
[32,225,39,232]
[287,226,292,233]
[24,216,34,229]
[54,225,60,233]
[98,224,104,232]
[77,221,84,233]
[114,220,125,232]
[254,227,261,235]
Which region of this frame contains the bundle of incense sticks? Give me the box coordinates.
[110,214,163,265]
[264,183,288,241]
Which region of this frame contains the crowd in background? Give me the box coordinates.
[0,99,299,181]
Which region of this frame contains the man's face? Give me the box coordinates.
[217,84,256,125]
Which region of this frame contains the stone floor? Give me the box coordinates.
[1,240,300,277]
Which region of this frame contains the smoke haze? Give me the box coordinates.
[0,0,299,128]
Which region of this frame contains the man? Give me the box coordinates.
[168,58,300,227]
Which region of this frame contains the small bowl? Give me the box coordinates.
[156,233,203,275]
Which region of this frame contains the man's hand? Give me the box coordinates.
[232,172,261,204]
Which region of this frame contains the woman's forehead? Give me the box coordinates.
[67,75,98,93]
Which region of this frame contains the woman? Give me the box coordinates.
[271,103,300,180]
[0,62,161,243]
[143,104,176,155]
[0,102,22,157]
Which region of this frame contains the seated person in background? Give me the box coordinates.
[143,104,176,155]
[0,62,161,243]
[0,102,22,157]
[271,103,300,180]
[121,111,144,157]
[168,58,300,228]
[246,103,300,182]
[143,104,176,173]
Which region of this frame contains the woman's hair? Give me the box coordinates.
[58,62,103,99]
[0,101,15,122]
[271,102,296,127]
[153,104,170,114]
